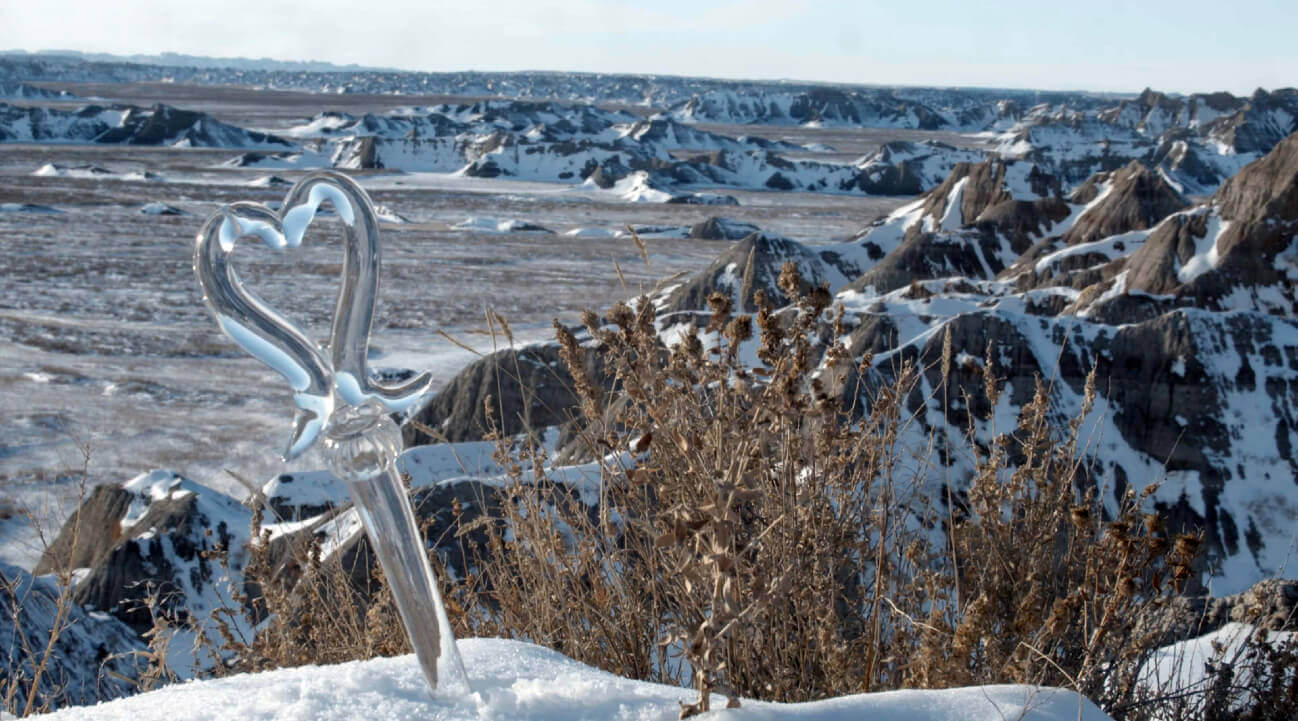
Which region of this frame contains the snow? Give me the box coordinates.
[1177,210,1230,284]
[1170,356,1187,376]
[1031,228,1152,274]
[33,163,112,178]
[111,470,257,673]
[563,227,617,238]
[1156,165,1185,196]
[139,202,185,215]
[617,224,691,239]
[1275,235,1298,281]
[246,174,293,188]
[0,202,61,214]
[1139,623,1296,705]
[374,204,410,224]
[121,469,240,530]
[934,176,967,232]
[452,217,549,233]
[612,172,677,204]
[853,195,927,253]
[284,112,357,137]
[1066,178,1116,227]
[123,170,164,182]
[31,638,1113,721]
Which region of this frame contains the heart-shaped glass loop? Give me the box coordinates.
[194,171,432,460]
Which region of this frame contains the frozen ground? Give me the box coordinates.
[0,83,925,568]
[27,638,1113,721]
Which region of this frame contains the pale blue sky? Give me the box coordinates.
[1,0,1293,94]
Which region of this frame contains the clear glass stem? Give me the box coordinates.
[323,403,470,695]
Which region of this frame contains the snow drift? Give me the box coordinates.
[30,639,1113,721]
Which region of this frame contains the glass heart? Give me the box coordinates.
[193,171,432,460]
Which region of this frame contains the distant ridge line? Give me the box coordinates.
[0,50,1138,98]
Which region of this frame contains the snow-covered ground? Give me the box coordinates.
[27,639,1113,721]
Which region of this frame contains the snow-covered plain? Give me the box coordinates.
[29,639,1113,721]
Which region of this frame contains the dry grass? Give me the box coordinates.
[433,263,1295,719]
[204,503,414,673]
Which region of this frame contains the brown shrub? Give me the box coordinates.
[447,262,1294,719]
